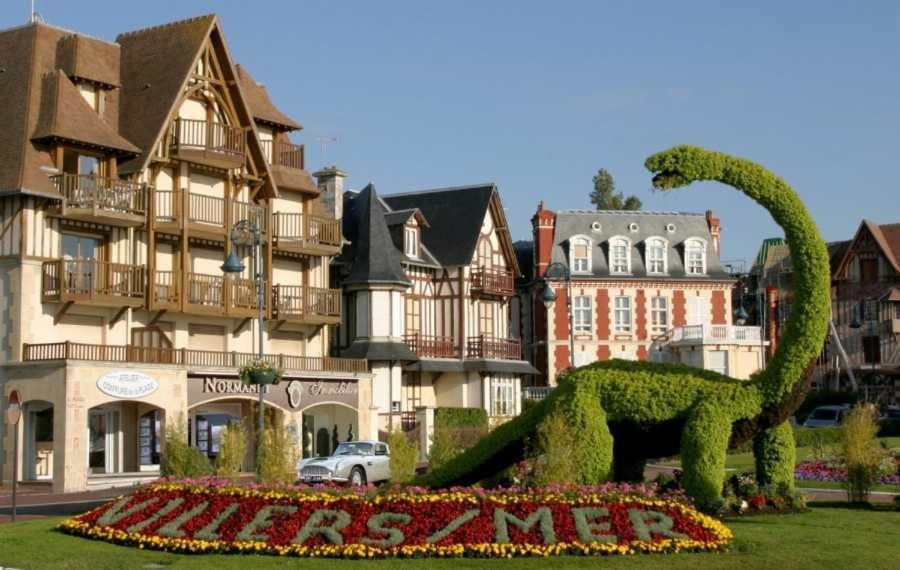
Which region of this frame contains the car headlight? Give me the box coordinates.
[333,460,344,473]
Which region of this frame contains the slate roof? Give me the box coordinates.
[549,210,732,281]
[235,64,301,131]
[339,184,412,287]
[382,184,496,267]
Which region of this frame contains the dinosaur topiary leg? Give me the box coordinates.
[680,401,731,511]
[558,380,613,483]
[753,421,796,491]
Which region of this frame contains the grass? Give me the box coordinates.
[1,506,899,569]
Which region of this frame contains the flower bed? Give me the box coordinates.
[58,482,731,558]
[795,461,900,485]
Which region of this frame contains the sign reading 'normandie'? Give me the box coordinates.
[187,375,359,411]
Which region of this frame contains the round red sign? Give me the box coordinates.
[6,390,21,424]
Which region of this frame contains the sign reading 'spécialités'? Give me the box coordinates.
[97,372,160,399]
[187,376,358,410]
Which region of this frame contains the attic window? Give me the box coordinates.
[666,223,677,233]
[570,236,592,273]
[609,236,631,275]
[591,221,602,233]
[404,227,419,258]
[628,222,640,233]
[685,238,707,275]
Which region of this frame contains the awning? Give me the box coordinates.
[341,341,418,362]
[464,360,540,375]
[403,359,466,373]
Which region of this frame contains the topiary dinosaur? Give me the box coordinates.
[419,145,831,509]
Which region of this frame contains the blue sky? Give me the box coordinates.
[7,1,899,267]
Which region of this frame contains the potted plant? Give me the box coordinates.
[239,359,283,385]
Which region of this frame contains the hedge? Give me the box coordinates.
[421,146,831,511]
[434,407,488,429]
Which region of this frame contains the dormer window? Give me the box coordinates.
[609,236,631,275]
[646,237,667,274]
[570,236,591,273]
[404,227,419,258]
[685,238,707,275]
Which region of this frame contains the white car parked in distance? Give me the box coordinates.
[297,440,390,486]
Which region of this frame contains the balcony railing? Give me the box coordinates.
[185,272,225,310]
[272,212,342,250]
[232,200,267,233]
[51,174,147,217]
[42,259,145,305]
[153,270,180,308]
[522,386,554,401]
[21,342,368,374]
[660,324,763,345]
[272,285,340,322]
[171,118,244,156]
[403,333,458,358]
[466,335,522,360]
[470,267,515,297]
[261,140,305,170]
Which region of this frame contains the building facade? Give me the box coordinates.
[755,220,900,402]
[333,184,537,442]
[522,205,764,387]
[0,15,371,493]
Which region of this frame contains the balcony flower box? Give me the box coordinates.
[239,359,283,385]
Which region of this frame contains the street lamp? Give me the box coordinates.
[541,262,575,369]
[222,213,266,480]
[734,305,749,326]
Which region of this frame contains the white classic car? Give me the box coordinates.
[296,440,391,486]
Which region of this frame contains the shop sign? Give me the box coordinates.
[189,376,358,410]
[97,371,160,399]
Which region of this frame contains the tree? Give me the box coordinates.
[590,168,642,210]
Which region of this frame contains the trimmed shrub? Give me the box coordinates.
[258,420,299,485]
[161,416,212,478]
[531,409,583,485]
[387,430,418,484]
[434,407,488,429]
[215,422,248,478]
[839,404,889,503]
[754,421,795,490]
[792,426,843,448]
[429,409,489,471]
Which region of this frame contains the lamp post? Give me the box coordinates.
[541,262,575,370]
[222,211,266,480]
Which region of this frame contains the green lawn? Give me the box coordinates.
[1,506,898,569]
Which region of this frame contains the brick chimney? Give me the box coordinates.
[532,201,556,278]
[706,210,721,254]
[313,166,347,220]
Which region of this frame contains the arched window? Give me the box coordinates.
[608,236,631,275]
[685,238,707,275]
[645,237,668,275]
[569,236,592,273]
[477,237,492,268]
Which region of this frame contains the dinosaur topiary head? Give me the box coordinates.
[645,145,726,191]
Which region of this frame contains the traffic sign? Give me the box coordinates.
[7,390,21,424]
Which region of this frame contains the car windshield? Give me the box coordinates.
[333,443,373,456]
[810,409,838,420]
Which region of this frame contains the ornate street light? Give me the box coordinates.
[222,213,266,480]
[541,262,575,370]
[734,305,749,326]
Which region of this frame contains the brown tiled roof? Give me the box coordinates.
[56,33,121,87]
[32,70,139,154]
[235,65,301,130]
[872,221,900,273]
[116,15,217,173]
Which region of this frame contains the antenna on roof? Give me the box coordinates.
[317,136,338,166]
[29,0,43,23]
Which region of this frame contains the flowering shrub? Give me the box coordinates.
[720,473,807,516]
[58,481,731,558]
[794,460,899,485]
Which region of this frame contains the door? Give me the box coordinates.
[687,297,709,326]
[88,409,119,474]
[24,403,54,480]
[708,350,729,376]
[131,326,174,363]
[62,233,101,295]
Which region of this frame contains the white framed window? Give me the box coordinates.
[609,236,631,274]
[490,376,516,417]
[650,296,669,334]
[570,236,591,273]
[573,349,594,367]
[574,295,592,333]
[614,296,632,333]
[685,238,706,275]
[646,237,667,274]
[404,227,418,258]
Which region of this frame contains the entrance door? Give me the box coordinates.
[88,409,120,474]
[24,403,54,480]
[708,350,729,376]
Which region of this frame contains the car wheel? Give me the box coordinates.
[349,466,367,486]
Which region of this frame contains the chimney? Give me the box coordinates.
[313,166,347,220]
[706,209,721,254]
[531,201,556,278]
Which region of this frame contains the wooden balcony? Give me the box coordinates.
[153,191,266,239]
[271,285,341,325]
[152,271,261,317]
[170,118,245,170]
[49,174,147,226]
[466,335,523,360]
[470,267,515,298]
[403,333,458,358]
[22,342,369,375]
[42,259,145,308]
[272,212,342,255]
[261,140,305,170]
